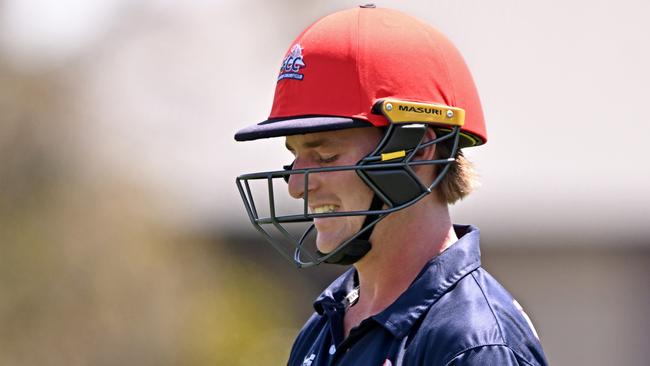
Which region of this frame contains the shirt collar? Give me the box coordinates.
[313,267,358,315]
[313,224,482,338]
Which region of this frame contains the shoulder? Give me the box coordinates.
[405,268,547,365]
[444,344,535,366]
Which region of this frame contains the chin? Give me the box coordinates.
[315,235,342,254]
[315,217,366,253]
[314,218,343,253]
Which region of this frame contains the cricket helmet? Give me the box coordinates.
[235,5,486,268]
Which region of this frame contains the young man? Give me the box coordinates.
[234,5,547,366]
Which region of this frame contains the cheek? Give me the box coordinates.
[339,173,374,209]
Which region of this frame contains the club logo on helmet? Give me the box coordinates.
[278,44,306,81]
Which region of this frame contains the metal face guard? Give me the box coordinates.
[235,124,462,268]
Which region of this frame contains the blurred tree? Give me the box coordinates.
[0,64,298,365]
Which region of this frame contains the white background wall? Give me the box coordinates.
[4,0,647,247]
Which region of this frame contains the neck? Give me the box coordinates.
[351,197,457,317]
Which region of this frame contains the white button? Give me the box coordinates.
[329,345,336,355]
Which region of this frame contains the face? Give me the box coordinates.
[285,127,382,254]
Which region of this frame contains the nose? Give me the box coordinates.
[287,158,317,199]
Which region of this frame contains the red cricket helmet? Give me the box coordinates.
[235,5,486,148]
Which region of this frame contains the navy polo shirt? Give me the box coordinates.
[287,225,548,366]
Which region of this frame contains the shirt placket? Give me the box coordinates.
[320,302,345,365]
[329,318,376,365]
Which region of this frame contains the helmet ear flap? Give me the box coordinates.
[358,124,429,206]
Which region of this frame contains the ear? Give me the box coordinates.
[410,127,439,187]
[414,127,437,161]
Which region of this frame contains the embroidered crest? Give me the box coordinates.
[279,44,306,81]
[301,353,316,366]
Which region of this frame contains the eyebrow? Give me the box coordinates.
[285,138,329,151]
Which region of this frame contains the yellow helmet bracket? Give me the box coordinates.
[374,98,465,127]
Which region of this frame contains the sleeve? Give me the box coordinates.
[445,345,530,366]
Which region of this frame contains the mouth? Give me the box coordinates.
[310,204,338,214]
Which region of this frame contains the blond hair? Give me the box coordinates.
[434,141,478,204]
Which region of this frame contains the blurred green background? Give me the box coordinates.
[0,68,318,364]
[1,1,649,365]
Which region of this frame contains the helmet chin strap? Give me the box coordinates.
[316,194,384,265]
